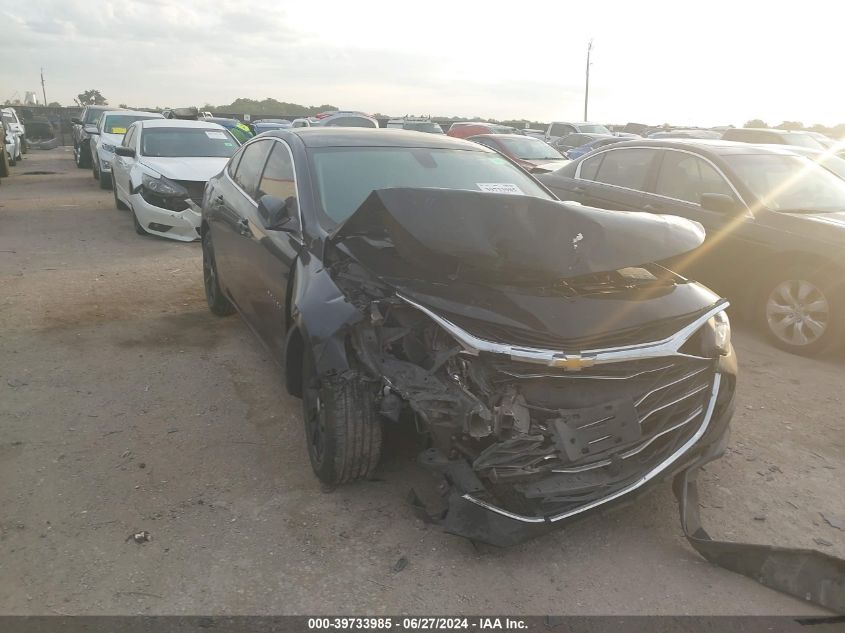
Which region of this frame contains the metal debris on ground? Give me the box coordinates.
[127,530,152,544]
[392,556,408,572]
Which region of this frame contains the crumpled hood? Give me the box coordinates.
[329,188,717,346]
[332,187,705,281]
[140,157,229,181]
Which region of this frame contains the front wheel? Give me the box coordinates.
[99,167,112,190]
[112,175,128,209]
[74,143,88,168]
[0,149,9,177]
[761,269,842,356]
[301,349,382,485]
[202,231,235,316]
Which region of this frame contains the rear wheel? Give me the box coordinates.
[99,167,111,189]
[760,268,842,356]
[301,349,382,485]
[202,231,235,316]
[0,149,9,177]
[74,143,89,168]
[20,138,27,154]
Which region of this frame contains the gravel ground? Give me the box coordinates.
[0,149,843,615]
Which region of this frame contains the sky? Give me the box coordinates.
[2,0,844,127]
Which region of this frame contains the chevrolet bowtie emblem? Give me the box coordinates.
[549,355,595,371]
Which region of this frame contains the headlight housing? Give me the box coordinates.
[142,173,188,197]
[702,310,731,356]
[101,143,116,153]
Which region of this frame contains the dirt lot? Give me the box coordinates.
[0,148,843,615]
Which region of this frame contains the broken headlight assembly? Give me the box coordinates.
[101,142,117,154]
[140,173,190,211]
[702,310,731,356]
[142,173,188,197]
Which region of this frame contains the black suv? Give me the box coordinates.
[199,129,737,545]
[71,105,110,168]
[538,139,845,355]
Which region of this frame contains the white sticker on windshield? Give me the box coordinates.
[205,131,227,139]
[477,183,524,195]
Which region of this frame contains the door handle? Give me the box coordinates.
[572,186,585,194]
[642,203,659,212]
[237,218,251,236]
[215,194,224,204]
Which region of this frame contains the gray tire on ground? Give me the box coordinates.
[99,168,111,189]
[0,149,9,177]
[112,175,128,209]
[302,349,382,485]
[131,207,147,236]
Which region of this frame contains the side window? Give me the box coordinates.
[550,123,575,137]
[594,149,656,191]
[233,141,272,199]
[122,125,135,147]
[257,142,297,200]
[578,154,603,181]
[227,147,244,178]
[656,152,734,204]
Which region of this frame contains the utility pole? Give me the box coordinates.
[40,68,47,107]
[584,40,593,121]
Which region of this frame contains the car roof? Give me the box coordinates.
[101,109,162,117]
[468,133,541,141]
[730,127,810,135]
[274,128,492,150]
[593,138,809,157]
[83,105,111,111]
[137,119,226,129]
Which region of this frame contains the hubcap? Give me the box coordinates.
[766,279,830,347]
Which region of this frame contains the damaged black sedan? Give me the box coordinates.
[201,129,737,546]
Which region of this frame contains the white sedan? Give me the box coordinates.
[88,110,163,189]
[111,119,239,241]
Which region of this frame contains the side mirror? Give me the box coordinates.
[114,146,136,158]
[258,195,301,233]
[83,124,99,135]
[700,193,744,215]
[71,117,82,125]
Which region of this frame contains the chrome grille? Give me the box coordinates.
[471,355,717,517]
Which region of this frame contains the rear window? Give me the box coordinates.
[324,117,377,128]
[103,114,159,135]
[84,109,105,124]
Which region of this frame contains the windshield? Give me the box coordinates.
[726,154,845,212]
[141,128,238,158]
[309,147,553,225]
[404,122,444,134]
[579,124,611,134]
[784,134,825,149]
[498,137,563,160]
[103,114,158,135]
[1,113,14,124]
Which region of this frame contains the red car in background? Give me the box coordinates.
[447,121,521,138]
[468,133,566,170]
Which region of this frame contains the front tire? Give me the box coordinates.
[131,207,147,236]
[301,349,382,485]
[74,143,89,168]
[0,149,9,177]
[760,267,842,356]
[99,167,112,190]
[112,175,128,209]
[202,231,235,316]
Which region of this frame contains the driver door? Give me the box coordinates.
[237,140,302,355]
[112,124,136,199]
